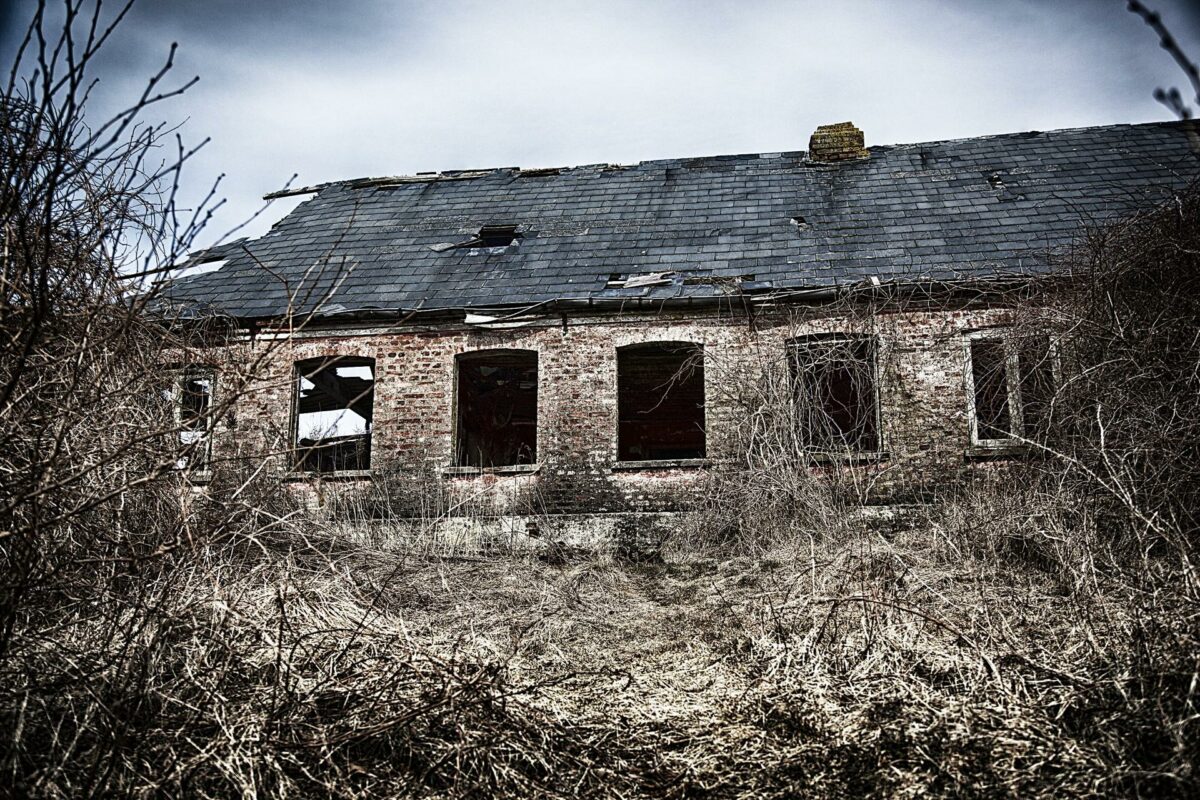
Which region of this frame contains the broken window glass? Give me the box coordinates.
[293,356,375,472]
[617,343,706,461]
[176,367,213,471]
[456,350,538,467]
[788,335,880,452]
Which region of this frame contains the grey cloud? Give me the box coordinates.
[2,0,1199,249]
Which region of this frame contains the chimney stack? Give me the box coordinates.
[808,122,868,163]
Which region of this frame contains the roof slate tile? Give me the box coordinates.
[165,121,1200,317]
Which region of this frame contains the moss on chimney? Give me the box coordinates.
[809,122,869,163]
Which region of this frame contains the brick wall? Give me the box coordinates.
[808,122,869,163]
[215,300,1017,514]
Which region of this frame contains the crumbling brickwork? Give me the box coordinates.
[217,299,1018,515]
[808,121,869,162]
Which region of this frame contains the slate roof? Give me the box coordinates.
[164,120,1200,320]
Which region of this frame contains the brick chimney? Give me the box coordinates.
[808,122,868,163]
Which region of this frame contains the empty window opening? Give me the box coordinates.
[476,224,520,248]
[969,338,1012,440]
[456,350,538,467]
[617,343,705,461]
[293,356,375,472]
[176,367,214,471]
[789,335,880,453]
[966,331,1055,445]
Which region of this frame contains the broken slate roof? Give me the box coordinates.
[163,120,1200,320]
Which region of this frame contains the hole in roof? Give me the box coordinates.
[790,216,810,229]
[477,225,521,248]
[172,258,227,280]
[982,171,1025,202]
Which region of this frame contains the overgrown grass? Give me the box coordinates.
[4,479,1196,798]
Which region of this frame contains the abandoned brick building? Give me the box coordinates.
[165,120,1200,515]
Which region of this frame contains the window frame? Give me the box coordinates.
[452,348,540,470]
[290,355,376,476]
[786,332,883,457]
[174,365,215,478]
[615,341,707,464]
[962,328,1059,450]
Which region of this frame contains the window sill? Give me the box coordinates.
[443,464,540,477]
[964,443,1030,462]
[612,458,711,471]
[807,450,890,465]
[284,469,373,481]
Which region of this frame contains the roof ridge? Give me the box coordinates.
[261,119,1193,200]
[874,118,1193,152]
[174,118,1200,321]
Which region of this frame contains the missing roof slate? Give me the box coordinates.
[516,167,562,178]
[430,224,523,252]
[681,274,754,286]
[166,121,1200,320]
[984,171,1026,202]
[606,271,678,288]
[477,225,521,247]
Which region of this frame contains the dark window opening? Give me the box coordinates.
[968,332,1056,446]
[617,343,705,461]
[456,350,538,467]
[293,356,374,472]
[789,335,880,452]
[177,367,213,470]
[476,224,520,248]
[1018,334,1054,440]
[969,338,1013,440]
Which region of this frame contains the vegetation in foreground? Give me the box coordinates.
[3,1,1199,797]
[4,483,1198,798]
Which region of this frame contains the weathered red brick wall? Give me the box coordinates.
[214,301,1016,513]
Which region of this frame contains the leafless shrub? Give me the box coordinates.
[0,4,572,795]
[4,1,1199,796]
[323,460,455,523]
[0,0,219,654]
[1029,186,1200,556]
[675,302,895,555]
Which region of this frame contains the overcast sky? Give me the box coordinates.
[3,0,1199,249]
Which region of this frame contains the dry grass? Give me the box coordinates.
[4,3,1198,796]
[6,482,1196,798]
